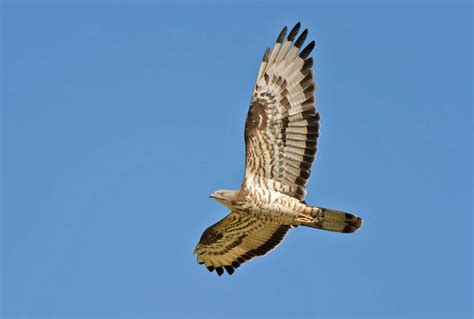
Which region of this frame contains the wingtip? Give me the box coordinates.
[294,29,308,49]
[276,26,288,43]
[287,22,301,41]
[299,40,315,59]
[224,265,235,275]
[262,47,271,62]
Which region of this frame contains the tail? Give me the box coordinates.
[304,207,363,233]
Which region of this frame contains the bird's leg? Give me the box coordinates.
[295,213,313,224]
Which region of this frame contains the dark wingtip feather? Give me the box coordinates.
[301,72,313,87]
[224,265,235,275]
[207,266,214,272]
[262,47,271,62]
[303,57,313,71]
[287,22,301,41]
[276,26,288,43]
[294,29,308,48]
[303,83,315,96]
[216,267,224,276]
[299,40,315,59]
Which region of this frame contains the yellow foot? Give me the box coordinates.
[296,213,313,224]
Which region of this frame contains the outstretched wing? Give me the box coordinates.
[243,23,319,201]
[194,212,291,276]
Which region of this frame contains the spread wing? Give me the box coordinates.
[243,23,319,201]
[194,211,291,276]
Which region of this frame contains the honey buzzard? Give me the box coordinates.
[194,23,363,276]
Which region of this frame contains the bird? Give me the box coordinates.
[194,23,363,276]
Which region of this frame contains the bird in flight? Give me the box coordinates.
[194,23,363,276]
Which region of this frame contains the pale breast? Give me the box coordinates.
[234,185,308,224]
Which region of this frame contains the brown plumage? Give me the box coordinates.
[194,23,363,276]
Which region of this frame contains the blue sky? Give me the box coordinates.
[1,1,472,318]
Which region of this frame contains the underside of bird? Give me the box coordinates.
[194,22,363,276]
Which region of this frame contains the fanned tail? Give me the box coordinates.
[304,206,363,233]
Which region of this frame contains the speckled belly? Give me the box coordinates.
[231,186,311,224]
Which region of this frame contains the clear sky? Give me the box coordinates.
[1,1,472,318]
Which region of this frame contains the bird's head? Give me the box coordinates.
[210,189,239,207]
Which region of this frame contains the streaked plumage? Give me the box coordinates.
[194,23,363,276]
